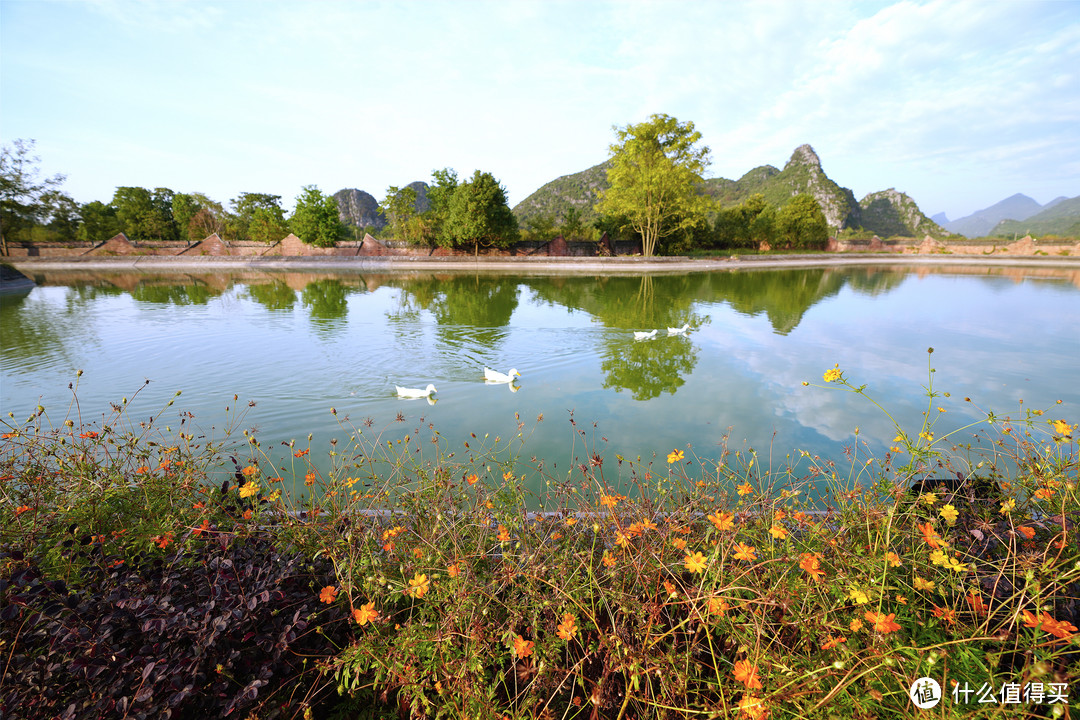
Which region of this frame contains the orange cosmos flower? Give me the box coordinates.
[917,522,947,549]
[708,512,734,532]
[733,659,763,689]
[1017,526,1035,539]
[241,465,258,476]
[614,530,631,548]
[466,473,479,485]
[599,493,624,508]
[497,525,511,542]
[737,694,768,720]
[447,563,460,578]
[293,448,309,457]
[865,610,901,633]
[799,553,825,582]
[79,431,100,439]
[602,551,616,567]
[736,481,753,496]
[557,613,577,640]
[14,505,30,517]
[707,596,729,616]
[353,602,379,626]
[684,551,708,574]
[733,542,757,562]
[768,525,788,540]
[821,635,846,650]
[967,593,988,617]
[885,551,901,567]
[512,634,534,658]
[319,585,338,604]
[931,605,956,625]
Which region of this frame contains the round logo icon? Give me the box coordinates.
[910,677,942,709]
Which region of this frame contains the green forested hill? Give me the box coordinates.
[511,160,612,230]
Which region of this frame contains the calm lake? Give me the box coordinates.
[3,262,1079,498]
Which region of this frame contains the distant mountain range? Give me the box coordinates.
[934,194,1075,238]
[511,144,945,238]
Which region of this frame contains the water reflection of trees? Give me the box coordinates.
[389,275,520,347]
[301,279,350,325]
[131,283,222,306]
[531,275,705,400]
[244,281,297,311]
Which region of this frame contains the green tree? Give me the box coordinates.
[112,186,178,241]
[77,201,122,244]
[379,185,423,244]
[776,194,829,250]
[444,170,519,254]
[40,189,80,242]
[289,185,342,248]
[597,114,712,256]
[1,139,68,250]
[229,193,287,242]
[424,168,459,246]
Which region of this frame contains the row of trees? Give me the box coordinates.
[4,122,826,256]
[1,140,521,252]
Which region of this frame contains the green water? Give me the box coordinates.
[2,264,1078,498]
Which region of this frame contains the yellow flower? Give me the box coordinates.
[239,482,259,499]
[920,492,939,506]
[999,499,1016,515]
[667,449,685,464]
[684,551,708,574]
[768,525,788,540]
[847,586,870,604]
[408,572,430,599]
[930,549,949,566]
[914,576,936,591]
[736,481,753,496]
[1052,419,1073,437]
[849,618,864,632]
[823,366,842,383]
[939,504,959,526]
[267,489,281,502]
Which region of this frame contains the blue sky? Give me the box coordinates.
[2,0,1078,219]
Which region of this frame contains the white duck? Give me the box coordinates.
[667,323,690,335]
[633,330,658,341]
[396,383,437,399]
[484,367,521,383]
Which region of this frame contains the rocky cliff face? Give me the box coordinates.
[859,189,947,238]
[780,145,861,231]
[333,189,386,230]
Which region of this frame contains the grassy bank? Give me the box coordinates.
[2,363,1078,719]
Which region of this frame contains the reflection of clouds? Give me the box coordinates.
[691,276,1080,451]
